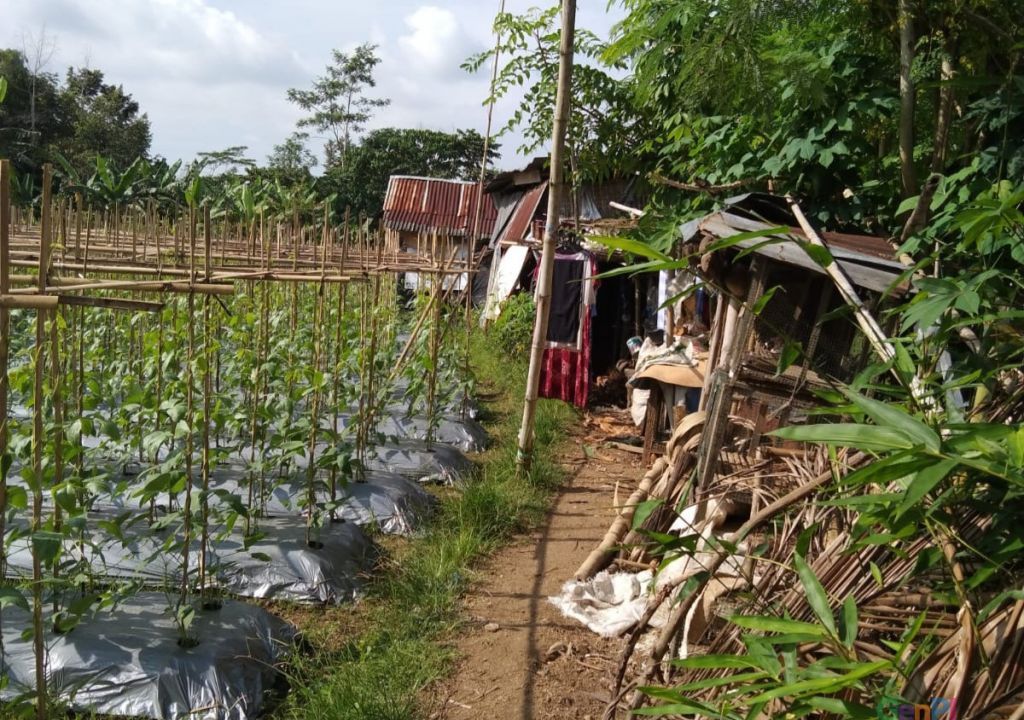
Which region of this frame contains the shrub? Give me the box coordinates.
[491,291,535,357]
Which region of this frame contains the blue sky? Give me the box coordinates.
[7,0,625,171]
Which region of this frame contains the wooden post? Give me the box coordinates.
[515,0,576,474]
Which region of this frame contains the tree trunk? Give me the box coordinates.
[898,0,917,198]
[515,0,577,474]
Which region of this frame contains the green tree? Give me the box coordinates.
[322,127,498,218]
[56,67,151,177]
[464,5,647,183]
[267,132,317,185]
[604,0,1024,230]
[287,43,390,169]
[193,145,255,175]
[0,49,69,175]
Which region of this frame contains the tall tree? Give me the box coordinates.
[322,127,498,218]
[57,67,151,177]
[0,49,68,175]
[464,5,646,183]
[287,43,390,169]
[603,0,1023,231]
[267,131,317,185]
[20,26,57,136]
[193,145,256,175]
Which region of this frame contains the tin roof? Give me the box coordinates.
[680,194,910,295]
[382,176,497,238]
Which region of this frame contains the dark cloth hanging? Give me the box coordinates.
[538,253,595,408]
[546,259,585,344]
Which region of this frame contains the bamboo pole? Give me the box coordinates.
[199,206,214,605]
[178,205,197,644]
[30,162,53,720]
[515,0,577,474]
[0,160,11,581]
[785,197,930,408]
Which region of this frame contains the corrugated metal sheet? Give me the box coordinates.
[382,176,497,238]
[494,181,547,247]
[688,210,909,294]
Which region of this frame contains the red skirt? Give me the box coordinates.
[539,309,591,408]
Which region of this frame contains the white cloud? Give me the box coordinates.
[5,0,626,168]
[397,6,480,79]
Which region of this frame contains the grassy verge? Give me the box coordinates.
[272,331,577,720]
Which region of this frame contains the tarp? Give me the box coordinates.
[364,440,476,486]
[5,513,375,605]
[0,593,294,720]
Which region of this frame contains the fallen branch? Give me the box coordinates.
[650,172,751,195]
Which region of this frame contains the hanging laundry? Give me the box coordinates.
[539,252,595,407]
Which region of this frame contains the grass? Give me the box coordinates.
[271,330,578,720]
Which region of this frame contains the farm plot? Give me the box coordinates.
[0,161,484,719]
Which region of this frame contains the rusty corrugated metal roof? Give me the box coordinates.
[382,176,497,238]
[494,181,547,247]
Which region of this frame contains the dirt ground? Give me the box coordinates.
[433,407,642,720]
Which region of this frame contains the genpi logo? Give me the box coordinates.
[876,696,957,720]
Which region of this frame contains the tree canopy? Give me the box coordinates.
[287,43,390,169]
[0,51,151,180]
[322,127,499,219]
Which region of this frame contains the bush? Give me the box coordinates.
[491,292,535,357]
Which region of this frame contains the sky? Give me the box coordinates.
[5,0,625,172]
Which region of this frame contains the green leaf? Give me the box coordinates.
[746,660,890,703]
[632,499,663,530]
[869,562,883,587]
[702,226,790,255]
[0,586,28,611]
[751,286,780,315]
[839,595,858,649]
[794,554,836,636]
[897,458,958,515]
[32,531,63,563]
[776,341,802,375]
[797,241,834,268]
[841,388,940,452]
[729,615,828,637]
[805,696,876,719]
[6,486,28,510]
[770,423,915,451]
[671,654,763,670]
[588,235,671,262]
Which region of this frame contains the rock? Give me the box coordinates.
[484,622,500,632]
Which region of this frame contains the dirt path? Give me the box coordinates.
[435,409,641,720]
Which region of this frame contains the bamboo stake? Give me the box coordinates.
[516,0,576,473]
[785,197,930,409]
[178,206,197,644]
[30,162,53,720]
[0,160,11,581]
[199,206,214,605]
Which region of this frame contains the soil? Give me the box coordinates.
[433,407,642,720]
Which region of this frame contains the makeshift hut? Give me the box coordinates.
[480,158,650,407]
[580,191,914,575]
[381,175,497,292]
